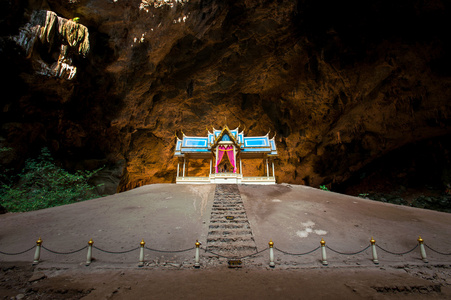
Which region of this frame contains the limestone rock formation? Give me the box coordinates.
[13,10,89,80]
[0,0,450,195]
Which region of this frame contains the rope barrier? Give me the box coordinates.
[0,245,36,256]
[425,244,451,256]
[376,244,418,255]
[145,246,196,253]
[326,245,371,256]
[275,246,320,256]
[2,238,451,267]
[240,248,269,259]
[93,246,140,254]
[42,245,88,255]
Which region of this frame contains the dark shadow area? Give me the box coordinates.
[337,134,451,212]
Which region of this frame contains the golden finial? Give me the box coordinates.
[36,237,43,246]
[370,237,376,245]
[268,240,274,248]
[320,238,326,246]
[140,239,146,247]
[195,240,201,248]
[181,130,185,136]
[88,239,94,246]
[418,236,424,244]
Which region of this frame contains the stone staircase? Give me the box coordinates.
[206,184,257,258]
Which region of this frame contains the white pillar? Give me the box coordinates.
[272,160,275,177]
[209,159,212,175]
[240,158,243,175]
[266,158,269,177]
[215,147,218,173]
[177,163,180,178]
[233,145,236,173]
[183,158,186,177]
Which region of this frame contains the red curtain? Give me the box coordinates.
[215,145,236,173]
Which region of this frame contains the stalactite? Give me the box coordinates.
[13,10,90,80]
[60,20,90,56]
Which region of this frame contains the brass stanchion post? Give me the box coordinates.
[370,237,379,264]
[418,236,428,263]
[269,240,275,268]
[33,237,42,265]
[320,238,328,266]
[86,239,93,266]
[139,239,145,267]
[194,240,201,268]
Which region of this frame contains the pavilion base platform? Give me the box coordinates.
[176,173,276,184]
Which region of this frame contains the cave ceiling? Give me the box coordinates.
[1,0,451,192]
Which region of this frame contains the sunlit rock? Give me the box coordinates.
[12,10,89,80]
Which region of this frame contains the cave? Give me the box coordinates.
[1,0,451,211]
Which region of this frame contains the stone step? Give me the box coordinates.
[206,245,257,253]
[207,237,255,243]
[214,195,241,198]
[213,203,243,206]
[211,210,246,214]
[211,211,246,215]
[206,184,257,257]
[208,230,253,236]
[209,216,247,220]
[213,200,242,203]
[211,206,244,211]
[209,219,249,224]
[209,224,249,229]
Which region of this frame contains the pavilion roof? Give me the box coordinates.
[174,126,277,158]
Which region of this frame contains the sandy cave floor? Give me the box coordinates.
[1,183,451,299]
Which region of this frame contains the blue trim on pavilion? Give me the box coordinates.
[175,127,277,157]
[174,126,278,184]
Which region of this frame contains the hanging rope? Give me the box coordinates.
[274,246,321,256]
[93,246,139,254]
[425,244,451,255]
[326,245,371,256]
[0,245,36,256]
[42,245,87,255]
[376,244,418,255]
[145,246,196,253]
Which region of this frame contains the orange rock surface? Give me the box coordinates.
[1,0,451,192]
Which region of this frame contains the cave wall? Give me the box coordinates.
[1,0,451,192]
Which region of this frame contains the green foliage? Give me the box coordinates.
[0,147,102,212]
[358,193,369,198]
[0,147,13,187]
[319,185,330,191]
